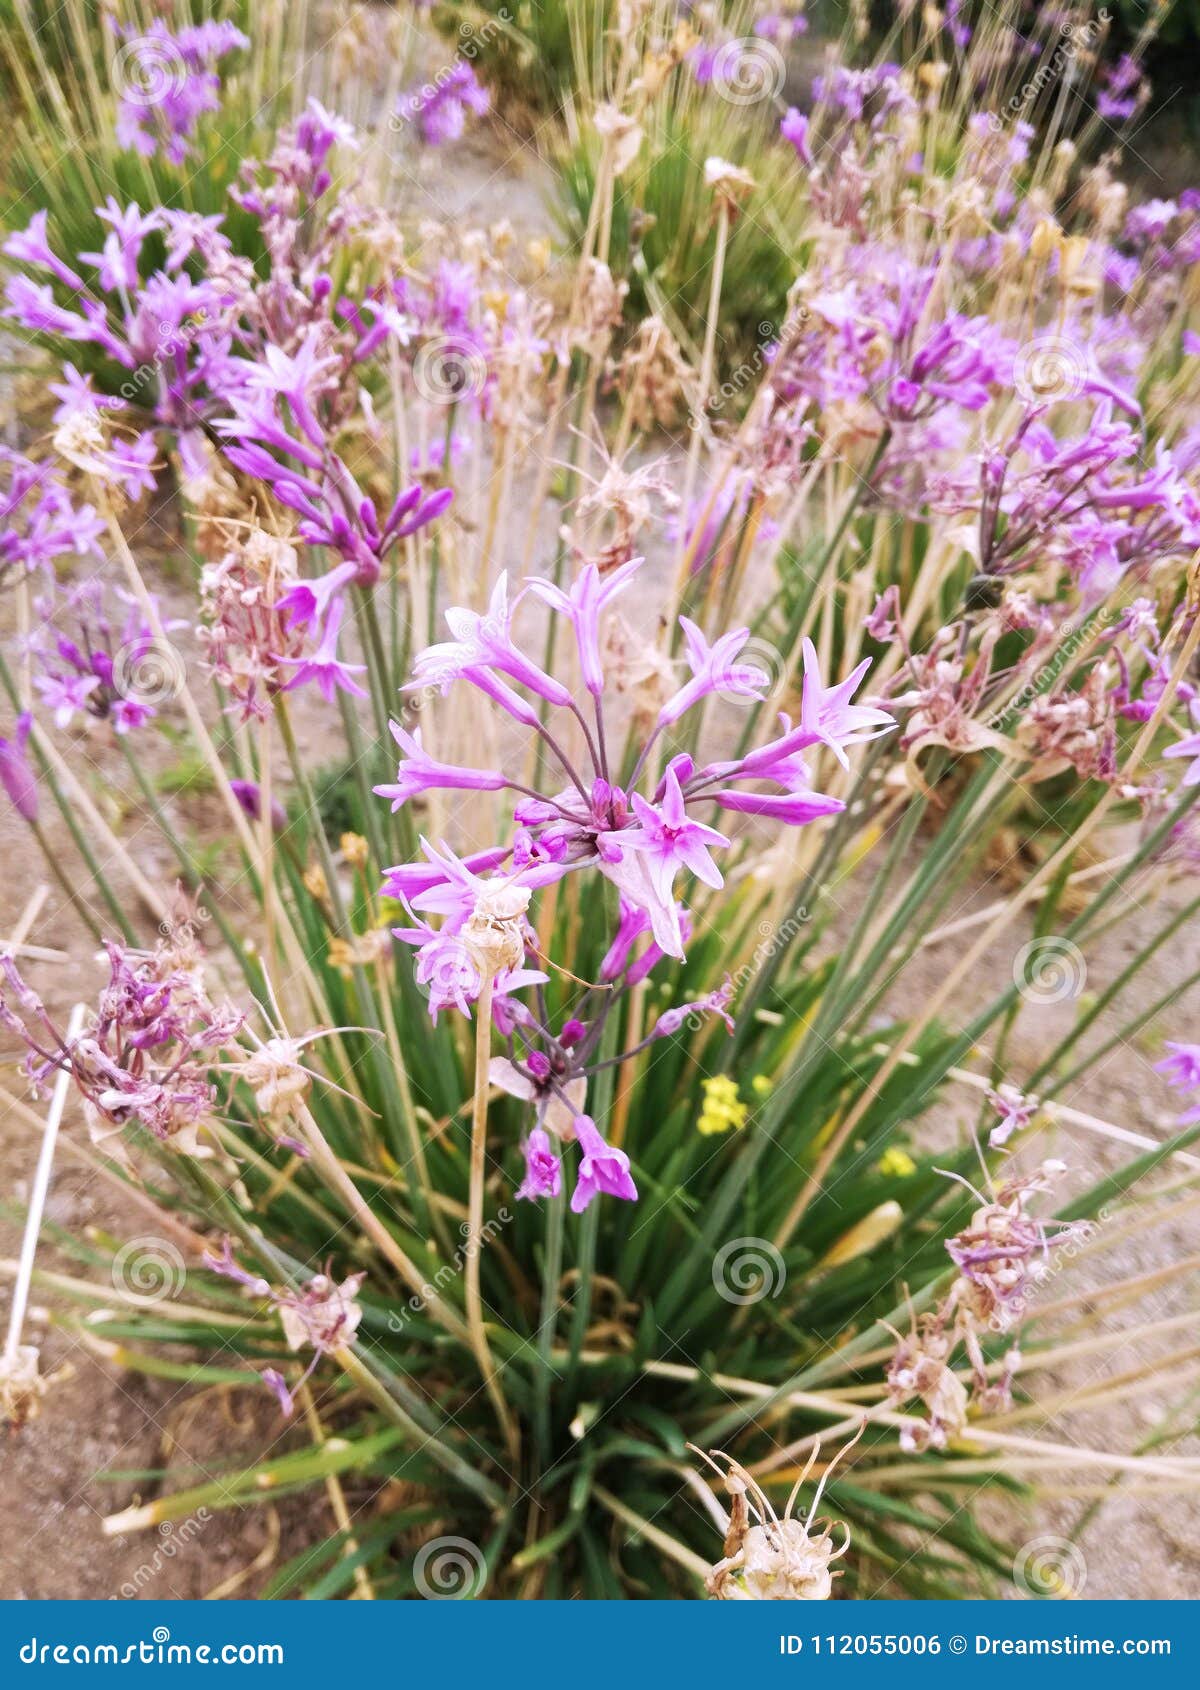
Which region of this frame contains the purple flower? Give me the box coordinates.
[229,779,287,833]
[516,1128,562,1201]
[600,767,728,958]
[412,573,572,708]
[653,981,736,1038]
[0,714,38,822]
[1155,1041,1200,1092]
[799,638,894,769]
[1164,718,1200,787]
[570,1115,637,1213]
[712,786,843,826]
[278,600,368,704]
[780,107,812,166]
[397,61,490,147]
[374,722,509,808]
[276,560,359,633]
[80,200,163,292]
[2,211,84,291]
[658,618,770,726]
[528,556,643,697]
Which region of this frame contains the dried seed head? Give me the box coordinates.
[694,1433,858,1601]
[241,1036,312,1127]
[460,882,532,977]
[0,1345,48,1429]
[278,1271,366,1355]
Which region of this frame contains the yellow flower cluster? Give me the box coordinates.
[697,1075,748,1136]
[876,1146,916,1178]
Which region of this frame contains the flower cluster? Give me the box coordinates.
[888,1161,1084,1451]
[376,561,891,1209]
[396,62,490,147]
[207,1240,365,1417]
[1,445,104,590]
[27,579,183,735]
[0,928,243,1169]
[113,19,249,164]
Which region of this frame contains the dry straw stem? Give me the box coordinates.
[29,722,168,922]
[946,1064,1200,1172]
[294,1102,468,1342]
[640,1360,1200,1482]
[297,1380,376,1600]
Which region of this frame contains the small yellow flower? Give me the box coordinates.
[750,1074,773,1097]
[697,1075,749,1136]
[877,1146,917,1178]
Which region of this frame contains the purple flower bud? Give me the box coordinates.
[0,714,38,823]
[516,1127,562,1201]
[230,778,287,833]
